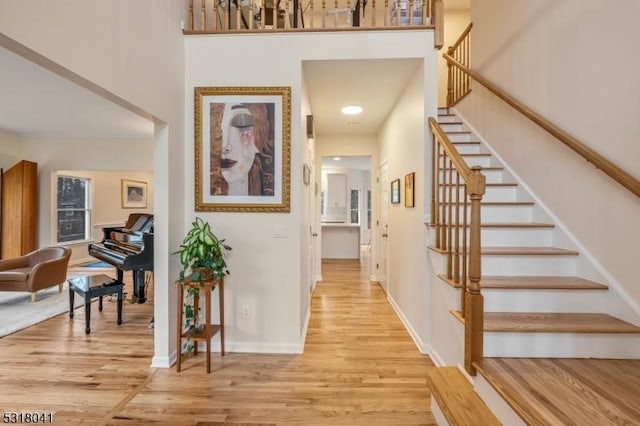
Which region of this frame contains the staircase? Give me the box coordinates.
[433,107,640,359]
[428,108,640,424]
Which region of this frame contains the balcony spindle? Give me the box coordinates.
[322,0,326,27]
[189,0,195,30]
[201,0,207,31]
[371,0,376,27]
[384,0,389,26]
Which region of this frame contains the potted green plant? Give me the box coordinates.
[174,217,232,282]
[174,218,231,352]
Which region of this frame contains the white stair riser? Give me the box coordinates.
[452,143,482,154]
[483,289,607,312]
[462,156,494,167]
[437,115,458,123]
[440,186,517,202]
[437,168,503,183]
[440,123,465,132]
[479,169,505,183]
[481,227,553,247]
[436,205,534,224]
[481,255,576,276]
[479,186,517,202]
[447,133,474,142]
[481,205,534,222]
[484,333,640,358]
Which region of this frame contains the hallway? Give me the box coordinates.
[0,258,435,424]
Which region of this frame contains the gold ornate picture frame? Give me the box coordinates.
[194,86,291,212]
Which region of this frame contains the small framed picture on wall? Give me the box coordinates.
[405,172,415,208]
[390,178,400,204]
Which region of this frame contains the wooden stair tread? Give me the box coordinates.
[481,246,578,256]
[474,358,640,426]
[426,367,500,426]
[481,312,640,333]
[440,153,491,157]
[452,140,480,145]
[437,274,608,290]
[428,246,579,256]
[482,222,553,228]
[481,275,608,290]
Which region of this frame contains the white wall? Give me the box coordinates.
[457,0,640,309]
[0,131,22,169]
[378,62,433,352]
[438,9,471,107]
[186,31,431,352]
[0,0,185,367]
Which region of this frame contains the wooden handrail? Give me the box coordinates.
[444,53,640,199]
[446,22,472,55]
[429,117,473,183]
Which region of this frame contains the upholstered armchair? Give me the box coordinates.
[0,247,72,302]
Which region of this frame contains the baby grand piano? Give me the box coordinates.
[88,213,154,303]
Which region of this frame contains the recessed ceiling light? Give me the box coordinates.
[333,157,341,161]
[341,105,363,115]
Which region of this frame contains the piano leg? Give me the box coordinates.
[133,270,147,304]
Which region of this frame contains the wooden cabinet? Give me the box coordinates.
[1,160,37,259]
[175,278,225,373]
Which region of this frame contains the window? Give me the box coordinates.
[350,189,360,224]
[57,175,91,243]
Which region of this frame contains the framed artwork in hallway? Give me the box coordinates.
[194,86,291,212]
[404,172,415,208]
[391,178,400,204]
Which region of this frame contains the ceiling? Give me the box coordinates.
[0,47,154,139]
[304,58,422,135]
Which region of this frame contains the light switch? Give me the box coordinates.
[273,225,287,238]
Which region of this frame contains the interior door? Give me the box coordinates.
[308,157,317,293]
[377,162,389,293]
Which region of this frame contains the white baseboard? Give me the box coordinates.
[427,346,446,367]
[387,293,429,354]
[150,353,175,368]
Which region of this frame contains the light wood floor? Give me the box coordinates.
[0,256,436,425]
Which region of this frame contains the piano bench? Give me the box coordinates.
[68,274,124,334]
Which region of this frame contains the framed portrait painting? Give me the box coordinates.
[194,86,291,212]
[404,172,415,208]
[121,179,147,209]
[390,178,401,204]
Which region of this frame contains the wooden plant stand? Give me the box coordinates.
[175,277,224,373]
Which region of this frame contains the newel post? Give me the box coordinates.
[464,166,485,375]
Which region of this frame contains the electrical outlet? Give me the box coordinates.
[242,305,250,319]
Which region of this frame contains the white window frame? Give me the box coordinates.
[56,174,92,244]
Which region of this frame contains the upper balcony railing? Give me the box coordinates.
[184,0,443,46]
